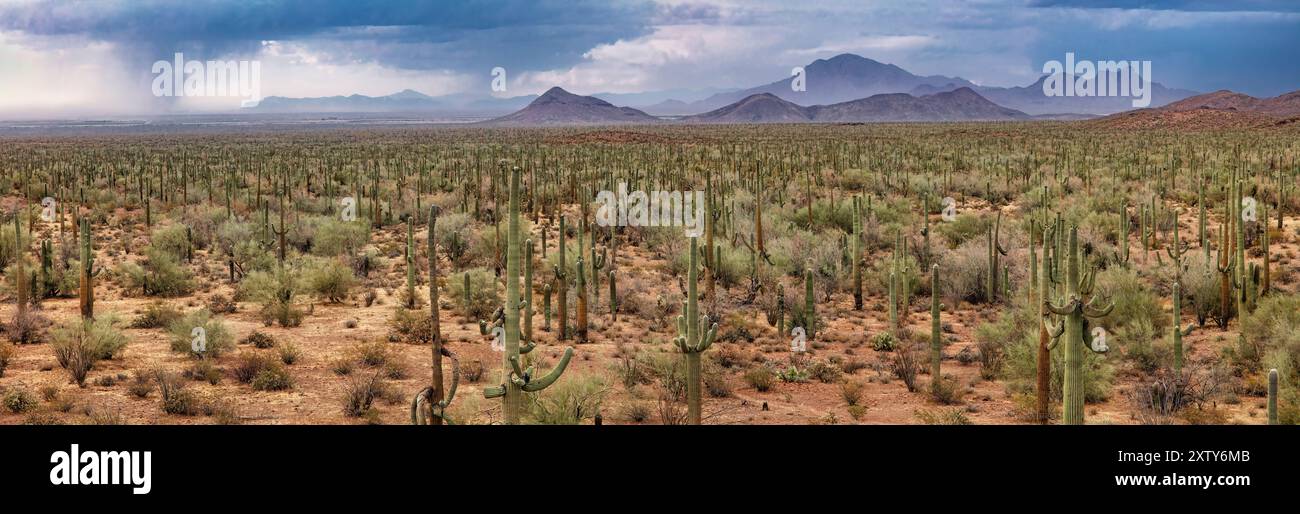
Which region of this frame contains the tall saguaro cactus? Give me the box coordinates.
[929,264,943,392]
[675,236,718,425]
[1170,282,1195,373]
[78,218,97,320]
[412,205,459,425]
[1044,226,1113,425]
[484,166,574,425]
[1267,368,1278,425]
[851,196,864,310]
[554,215,569,340]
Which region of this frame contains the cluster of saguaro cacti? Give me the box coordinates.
[1043,226,1113,425]
[483,166,574,425]
[674,236,718,425]
[412,205,459,425]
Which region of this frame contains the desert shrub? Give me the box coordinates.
[128,373,153,398]
[279,343,300,365]
[149,224,192,261]
[356,342,389,367]
[154,369,198,415]
[311,217,370,257]
[449,267,499,320]
[936,239,989,303]
[703,360,731,398]
[117,247,195,297]
[1094,267,1167,335]
[936,213,989,248]
[303,257,355,303]
[4,308,50,344]
[808,359,843,383]
[433,212,473,264]
[3,387,37,413]
[167,309,235,357]
[50,317,128,385]
[207,294,238,314]
[0,341,12,377]
[890,343,922,392]
[619,401,652,423]
[527,373,607,424]
[615,355,654,388]
[840,380,864,406]
[342,372,386,417]
[388,307,433,344]
[777,364,808,383]
[240,267,304,327]
[251,362,293,391]
[129,302,182,329]
[744,366,775,392]
[914,408,972,425]
[233,352,274,383]
[241,330,276,349]
[186,359,223,385]
[870,332,898,352]
[1181,254,1220,326]
[930,375,965,405]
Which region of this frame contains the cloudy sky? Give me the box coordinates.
[0,0,1298,116]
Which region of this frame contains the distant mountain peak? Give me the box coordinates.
[489,87,657,125]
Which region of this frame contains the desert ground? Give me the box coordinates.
[0,123,1296,425]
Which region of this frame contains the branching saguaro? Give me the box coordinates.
[484,166,574,425]
[1043,226,1113,425]
[675,236,718,425]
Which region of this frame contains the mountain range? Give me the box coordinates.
[251,53,1200,120]
[679,87,1028,123]
[1095,89,1300,130]
[488,87,659,125]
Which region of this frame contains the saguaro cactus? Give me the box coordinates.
[554,215,569,340]
[404,220,417,309]
[412,205,459,425]
[1267,368,1278,425]
[483,167,574,425]
[1044,226,1113,425]
[675,236,718,425]
[929,264,943,392]
[1037,225,1057,424]
[986,212,1006,303]
[803,267,816,340]
[851,196,864,310]
[1170,282,1195,373]
[78,218,97,320]
[14,214,27,321]
[575,255,588,343]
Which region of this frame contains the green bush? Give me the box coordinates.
[526,373,607,424]
[251,362,293,391]
[449,267,499,320]
[117,247,194,297]
[240,267,304,327]
[311,217,370,257]
[50,317,128,385]
[302,257,355,303]
[936,213,988,248]
[149,224,192,261]
[744,366,775,392]
[3,387,37,413]
[167,309,234,357]
[129,302,183,329]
